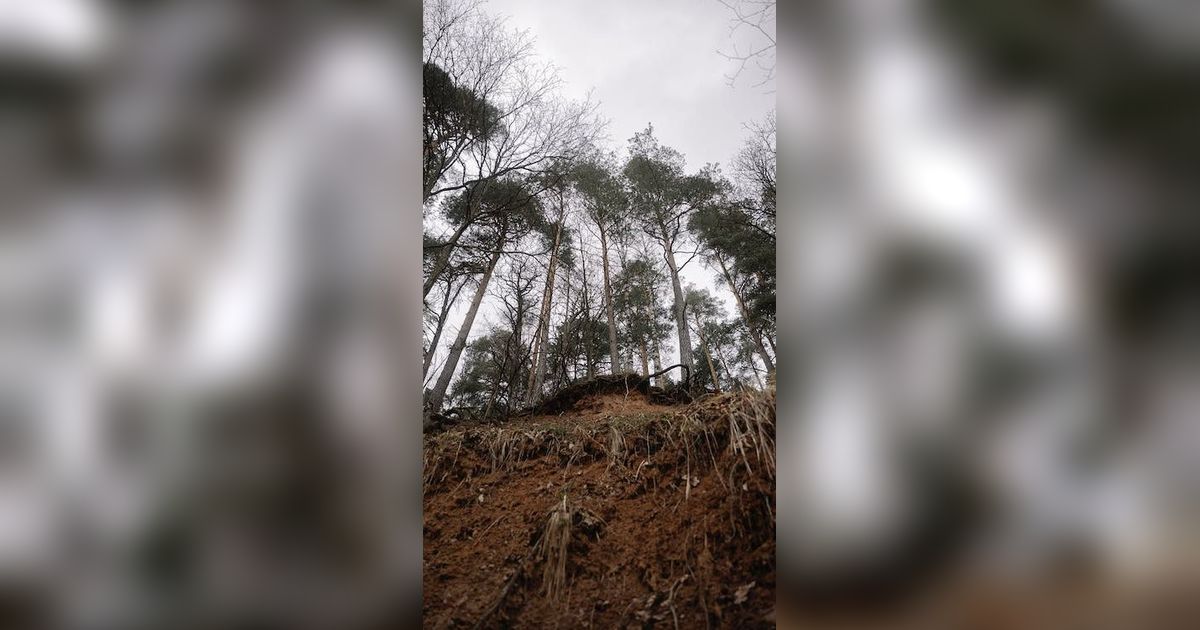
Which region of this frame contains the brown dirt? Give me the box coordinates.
[423,389,775,629]
[533,391,676,420]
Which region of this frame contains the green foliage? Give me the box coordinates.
[444,178,539,226]
[622,125,721,238]
[423,62,503,143]
[691,199,776,331]
[450,327,527,413]
[423,62,504,195]
[570,156,628,231]
[684,287,762,391]
[547,315,609,378]
[612,257,672,353]
[684,286,726,324]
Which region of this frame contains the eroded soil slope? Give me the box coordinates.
[423,388,776,628]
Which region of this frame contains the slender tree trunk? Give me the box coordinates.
[598,225,620,375]
[527,281,557,403]
[483,375,500,420]
[614,236,635,373]
[661,232,694,372]
[506,304,525,413]
[692,315,721,393]
[581,297,594,380]
[423,275,464,376]
[578,239,595,380]
[526,331,542,401]
[749,359,765,389]
[715,346,739,390]
[484,335,514,420]
[639,340,649,377]
[426,245,503,413]
[423,219,472,298]
[643,281,661,385]
[560,265,573,382]
[716,253,775,373]
[527,197,566,404]
[701,343,720,392]
[652,341,664,387]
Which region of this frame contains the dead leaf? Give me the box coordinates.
[734,581,755,605]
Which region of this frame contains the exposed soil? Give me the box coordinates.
[423,389,776,628]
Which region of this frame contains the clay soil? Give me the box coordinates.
[423,389,776,628]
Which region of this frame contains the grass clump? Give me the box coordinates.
[534,494,605,600]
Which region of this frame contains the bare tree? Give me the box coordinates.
[716,0,776,89]
[422,0,604,298]
[732,111,777,234]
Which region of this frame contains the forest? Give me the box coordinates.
[421,1,777,423]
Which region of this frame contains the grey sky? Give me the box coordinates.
[485,0,775,171]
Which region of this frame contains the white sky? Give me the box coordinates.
[485,0,775,171]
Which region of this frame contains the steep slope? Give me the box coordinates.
[423,388,776,628]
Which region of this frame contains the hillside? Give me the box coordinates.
[423,379,776,628]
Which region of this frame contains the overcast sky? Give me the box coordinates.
[485,0,775,172]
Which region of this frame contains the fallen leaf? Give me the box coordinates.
[734,581,755,605]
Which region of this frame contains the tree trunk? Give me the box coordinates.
[561,264,574,382]
[426,245,503,413]
[652,341,663,387]
[614,235,635,373]
[483,373,501,420]
[423,219,472,298]
[749,359,765,389]
[716,254,774,373]
[701,342,720,392]
[692,315,721,393]
[715,346,740,390]
[639,340,649,377]
[506,302,525,413]
[423,275,464,376]
[527,198,565,404]
[578,238,595,380]
[640,280,661,386]
[661,233,694,372]
[598,225,620,375]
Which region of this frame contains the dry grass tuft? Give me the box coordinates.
[662,387,776,498]
[534,494,605,600]
[424,388,775,501]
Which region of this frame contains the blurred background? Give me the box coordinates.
[0,1,423,628]
[778,0,1200,625]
